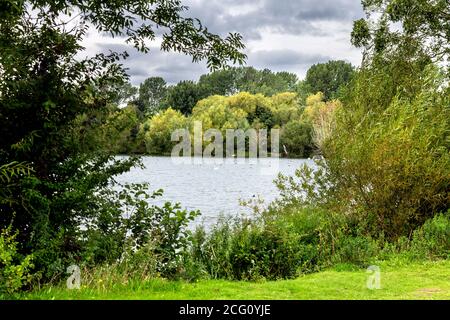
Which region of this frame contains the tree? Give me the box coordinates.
[268,92,302,126]
[198,68,237,96]
[100,106,143,154]
[327,66,449,237]
[0,162,32,207]
[234,67,298,96]
[304,60,355,100]
[165,81,208,115]
[198,67,299,97]
[290,0,450,239]
[138,77,168,115]
[280,120,313,158]
[275,71,299,92]
[351,0,449,68]
[109,82,138,107]
[303,93,341,151]
[192,94,250,135]
[0,0,246,276]
[140,108,188,154]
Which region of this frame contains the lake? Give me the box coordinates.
[116,156,313,227]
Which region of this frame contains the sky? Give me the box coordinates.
[81,0,365,85]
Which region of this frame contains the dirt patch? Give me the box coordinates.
[415,288,443,297]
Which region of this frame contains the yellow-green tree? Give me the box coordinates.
[192,94,251,134]
[303,92,341,150]
[140,108,188,154]
[268,92,302,126]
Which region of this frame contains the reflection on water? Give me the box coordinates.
[116,156,314,227]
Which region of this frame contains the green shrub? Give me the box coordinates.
[189,207,347,281]
[80,183,200,279]
[140,108,188,154]
[276,66,449,239]
[280,120,314,158]
[0,225,34,294]
[409,212,450,259]
[331,236,380,267]
[26,182,200,282]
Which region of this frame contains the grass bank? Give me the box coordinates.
[16,260,450,300]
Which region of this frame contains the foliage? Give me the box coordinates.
[280,120,313,158]
[138,77,168,116]
[73,105,144,155]
[80,183,200,278]
[162,67,300,116]
[304,60,355,100]
[351,0,449,67]
[101,106,144,154]
[189,207,343,280]
[140,108,188,154]
[234,68,298,96]
[0,162,33,206]
[164,81,209,115]
[277,66,449,239]
[409,212,450,260]
[188,200,449,281]
[0,0,245,280]
[332,65,448,238]
[0,225,34,294]
[198,67,299,98]
[14,260,450,300]
[192,95,250,133]
[141,91,314,157]
[109,82,138,107]
[268,92,302,127]
[272,1,450,241]
[303,92,341,151]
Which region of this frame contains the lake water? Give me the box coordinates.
[116,156,313,227]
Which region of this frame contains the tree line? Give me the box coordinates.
[86,61,355,157]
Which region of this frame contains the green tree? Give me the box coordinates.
[351,0,449,67]
[140,108,188,154]
[0,0,246,277]
[165,81,208,115]
[327,66,449,238]
[304,60,355,100]
[280,0,450,239]
[138,77,168,115]
[280,120,313,158]
[198,68,237,96]
[268,92,302,126]
[199,67,299,97]
[109,82,138,106]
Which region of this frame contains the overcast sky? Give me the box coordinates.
[81,0,365,85]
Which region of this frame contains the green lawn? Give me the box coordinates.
[17,260,450,300]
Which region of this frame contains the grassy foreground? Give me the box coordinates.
[16,260,450,300]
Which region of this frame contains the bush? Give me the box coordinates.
[80,183,200,279]
[189,207,348,281]
[26,182,200,282]
[280,120,314,158]
[186,200,449,282]
[190,219,311,281]
[140,108,188,154]
[409,212,450,259]
[277,66,449,239]
[0,225,34,294]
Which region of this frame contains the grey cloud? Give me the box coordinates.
[96,43,207,85]
[183,0,363,39]
[88,1,364,84]
[249,49,332,68]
